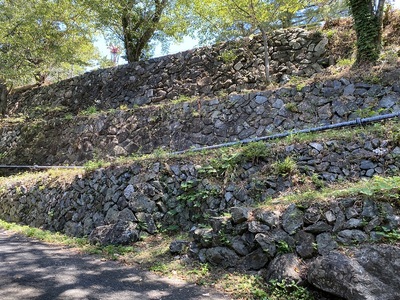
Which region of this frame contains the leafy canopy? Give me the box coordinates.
[0,0,98,87]
[84,0,191,62]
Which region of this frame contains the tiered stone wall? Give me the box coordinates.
[1,79,399,166]
[0,130,399,237]
[7,28,329,115]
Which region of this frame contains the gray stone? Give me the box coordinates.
[303,206,321,224]
[294,231,315,259]
[255,233,277,257]
[282,204,304,234]
[314,37,328,54]
[118,208,137,222]
[123,184,135,199]
[231,236,251,256]
[309,142,323,152]
[255,95,268,104]
[205,247,239,268]
[193,228,214,248]
[264,253,303,283]
[316,233,338,255]
[242,248,269,270]
[248,221,270,233]
[325,210,336,223]
[135,212,157,234]
[343,84,355,96]
[230,207,251,224]
[337,229,368,244]
[345,206,360,219]
[361,199,379,218]
[170,240,189,254]
[344,218,364,229]
[379,95,396,108]
[254,209,280,228]
[308,245,400,300]
[304,221,332,233]
[128,193,156,213]
[272,98,284,109]
[360,160,377,170]
[88,221,140,246]
[104,206,120,224]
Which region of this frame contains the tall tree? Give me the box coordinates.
[0,0,98,115]
[86,0,190,63]
[347,0,386,63]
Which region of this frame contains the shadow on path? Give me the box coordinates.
[0,229,229,300]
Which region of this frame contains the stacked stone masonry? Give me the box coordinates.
[8,28,329,115]
[1,130,399,238]
[1,79,399,166]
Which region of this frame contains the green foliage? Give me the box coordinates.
[272,157,298,177]
[355,107,385,118]
[285,102,299,112]
[177,180,218,208]
[81,106,99,116]
[0,219,88,248]
[85,0,191,62]
[0,0,98,87]
[241,141,270,162]
[276,241,292,254]
[267,279,314,300]
[64,113,74,121]
[377,229,400,243]
[347,0,385,63]
[311,173,325,189]
[84,159,107,171]
[219,49,238,64]
[198,142,269,180]
[378,47,399,64]
[324,28,337,38]
[172,95,193,104]
[336,58,355,67]
[352,176,400,199]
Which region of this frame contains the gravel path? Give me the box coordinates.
[0,229,230,300]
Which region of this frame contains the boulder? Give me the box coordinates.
[205,247,239,268]
[307,244,400,300]
[265,253,304,283]
[88,221,140,246]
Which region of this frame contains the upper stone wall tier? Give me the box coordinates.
[8,28,329,115]
[1,78,399,167]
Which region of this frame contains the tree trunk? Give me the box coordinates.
[121,0,167,63]
[260,27,271,84]
[348,0,385,64]
[122,12,138,63]
[0,81,8,117]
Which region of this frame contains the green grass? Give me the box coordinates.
[261,175,400,208]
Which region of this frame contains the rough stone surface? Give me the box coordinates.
[205,247,239,268]
[282,204,304,234]
[264,253,304,283]
[88,221,139,246]
[308,245,400,300]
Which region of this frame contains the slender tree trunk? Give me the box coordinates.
[122,12,137,63]
[348,0,385,63]
[260,27,271,84]
[121,0,167,63]
[0,81,9,117]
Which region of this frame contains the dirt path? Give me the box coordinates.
[0,229,230,300]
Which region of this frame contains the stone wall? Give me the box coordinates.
[7,28,329,115]
[1,126,399,299]
[191,200,400,300]
[0,130,399,237]
[1,78,399,166]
